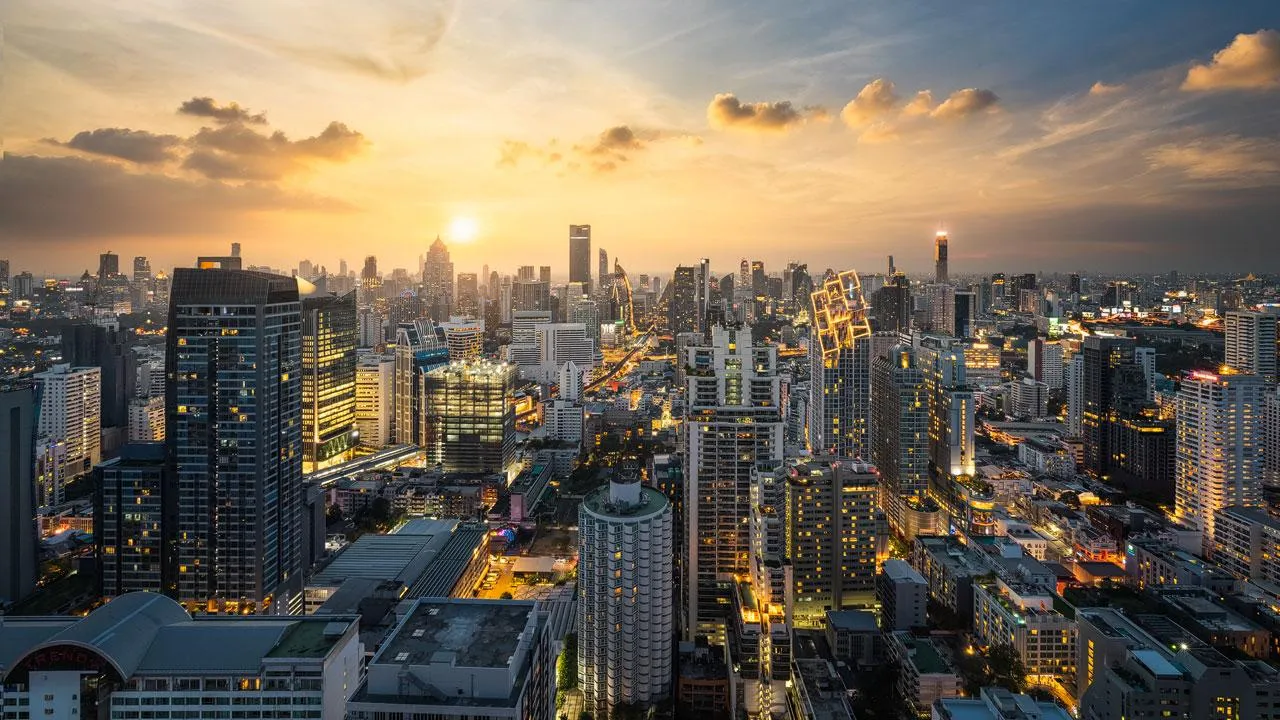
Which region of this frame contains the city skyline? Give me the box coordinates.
[3,2,1279,275]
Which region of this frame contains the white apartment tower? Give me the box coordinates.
[33,364,102,480]
[578,465,675,718]
[1175,371,1267,556]
[1225,310,1277,380]
[684,326,783,641]
[356,353,395,449]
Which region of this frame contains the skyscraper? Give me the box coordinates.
[1225,310,1277,380]
[919,339,983,534]
[872,272,912,333]
[785,458,879,621]
[1066,353,1085,436]
[807,270,878,459]
[578,463,675,718]
[300,290,358,473]
[33,363,102,497]
[96,442,168,597]
[669,265,699,336]
[98,250,120,281]
[922,283,956,336]
[166,264,304,613]
[1081,335,1135,478]
[953,290,976,338]
[598,248,610,292]
[934,231,949,284]
[355,353,395,449]
[422,360,516,475]
[441,317,485,361]
[1028,339,1065,389]
[133,256,152,282]
[422,236,454,321]
[60,323,136,432]
[394,319,447,446]
[1,384,37,603]
[1175,371,1267,556]
[455,272,480,315]
[872,345,936,537]
[684,326,783,641]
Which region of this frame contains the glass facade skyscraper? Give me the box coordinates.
[301,290,358,473]
[166,265,304,613]
[422,360,516,475]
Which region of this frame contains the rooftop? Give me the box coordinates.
[376,599,538,670]
[826,610,879,633]
[311,522,456,587]
[883,558,927,585]
[892,632,953,675]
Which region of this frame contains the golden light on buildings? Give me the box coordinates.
[810,270,871,360]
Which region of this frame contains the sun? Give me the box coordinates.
[449,216,479,243]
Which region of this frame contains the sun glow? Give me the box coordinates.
[449,216,479,243]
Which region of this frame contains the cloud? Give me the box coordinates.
[184,120,367,180]
[707,93,813,132]
[902,90,935,116]
[1182,30,1280,91]
[930,88,1000,120]
[502,125,700,173]
[47,128,183,164]
[1089,82,1126,96]
[840,78,899,126]
[178,97,268,125]
[1148,136,1280,183]
[0,153,351,241]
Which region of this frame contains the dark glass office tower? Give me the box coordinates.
[1,384,37,603]
[96,442,169,598]
[301,290,358,473]
[669,265,699,336]
[166,264,303,613]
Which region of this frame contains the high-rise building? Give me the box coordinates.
[513,278,551,312]
[95,442,168,597]
[953,290,976,338]
[441,317,485,361]
[918,339,983,534]
[455,272,480,315]
[871,345,937,538]
[1175,371,1267,556]
[785,458,878,622]
[922,284,956,336]
[394,319,448,446]
[166,265,304,612]
[807,270,879,459]
[544,399,584,444]
[536,323,595,381]
[560,361,585,403]
[355,353,395,449]
[1225,310,1277,380]
[422,236,454,321]
[1028,338,1065,389]
[422,360,516,475]
[684,326,783,641]
[132,256,152,282]
[569,224,592,291]
[934,231,949,284]
[300,290,358,473]
[1,384,38,603]
[98,250,120,281]
[1066,353,1085,436]
[578,463,675,717]
[128,396,165,442]
[1081,335,1136,478]
[669,265,700,336]
[568,297,601,343]
[33,363,102,493]
[598,248,610,292]
[872,272,912,333]
[60,323,135,432]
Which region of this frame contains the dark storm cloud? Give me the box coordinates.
[178,97,268,125]
[47,128,183,164]
[0,153,353,241]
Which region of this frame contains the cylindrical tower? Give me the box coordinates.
[578,464,675,718]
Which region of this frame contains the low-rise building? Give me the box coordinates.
[912,536,989,624]
[345,598,555,720]
[1125,537,1235,592]
[935,687,1072,720]
[886,631,961,718]
[824,610,879,667]
[0,592,361,720]
[972,579,1075,680]
[1214,506,1280,587]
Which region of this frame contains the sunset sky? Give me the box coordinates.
[2,1,1278,278]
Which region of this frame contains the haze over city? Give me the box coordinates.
[3,0,1279,275]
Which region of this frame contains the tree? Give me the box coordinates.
[500,591,514,600]
[325,505,343,524]
[987,644,1027,694]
